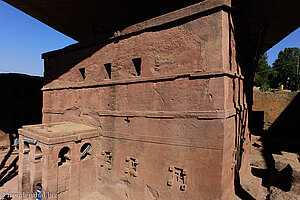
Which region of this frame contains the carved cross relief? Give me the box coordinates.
[167,166,188,191]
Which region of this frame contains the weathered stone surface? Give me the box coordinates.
[18,4,251,200]
[94,137,223,199]
[18,122,98,199]
[43,11,225,88]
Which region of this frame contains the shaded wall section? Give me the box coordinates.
[251,87,300,196]
[253,88,298,130]
[253,88,300,153]
[0,73,43,140]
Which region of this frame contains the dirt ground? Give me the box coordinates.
[0,147,20,199]
[237,135,300,200]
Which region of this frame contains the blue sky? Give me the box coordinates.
[0,1,76,76]
[267,29,300,66]
[0,1,299,76]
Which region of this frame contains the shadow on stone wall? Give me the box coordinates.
[43,5,235,85]
[228,8,256,200]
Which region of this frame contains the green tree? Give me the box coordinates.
[271,47,300,89]
[254,53,275,90]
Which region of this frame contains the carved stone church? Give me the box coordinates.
[10,0,299,199]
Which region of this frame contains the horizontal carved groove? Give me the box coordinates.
[43,104,247,119]
[100,132,223,150]
[42,70,244,91]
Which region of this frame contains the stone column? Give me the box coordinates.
[18,135,31,193]
[29,145,43,193]
[42,146,58,200]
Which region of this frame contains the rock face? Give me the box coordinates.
[0,73,43,136]
[19,1,252,199]
[0,129,9,148]
[253,89,298,129]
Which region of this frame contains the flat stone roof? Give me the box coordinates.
[19,122,99,145]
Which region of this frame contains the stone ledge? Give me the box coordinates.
[42,70,244,91]
[19,122,99,145]
[43,105,247,120]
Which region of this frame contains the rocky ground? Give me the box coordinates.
[238,135,300,200]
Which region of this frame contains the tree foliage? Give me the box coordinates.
[254,47,299,90]
[254,53,274,90]
[271,47,299,89]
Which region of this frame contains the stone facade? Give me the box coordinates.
[18,3,251,200]
[19,122,98,199]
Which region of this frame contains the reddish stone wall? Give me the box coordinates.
[44,11,225,87]
[40,8,251,200]
[19,123,99,200]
